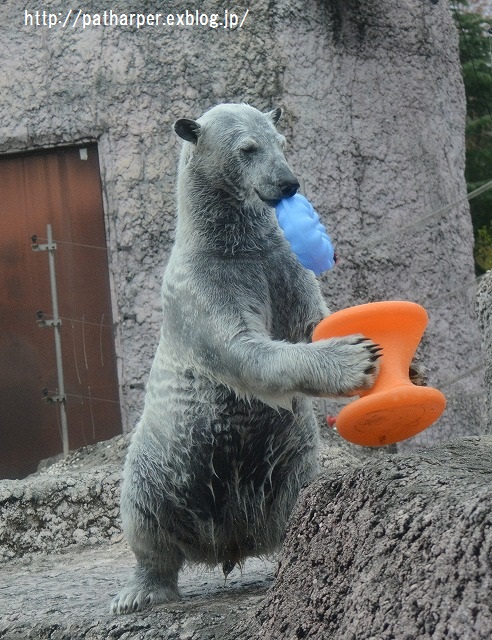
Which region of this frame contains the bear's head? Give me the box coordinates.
[174,103,299,207]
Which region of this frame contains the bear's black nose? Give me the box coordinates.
[280,179,300,199]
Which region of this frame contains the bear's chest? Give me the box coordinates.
[264,260,317,342]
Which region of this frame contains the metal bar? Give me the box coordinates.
[46,224,69,457]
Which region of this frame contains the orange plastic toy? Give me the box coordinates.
[312,301,446,447]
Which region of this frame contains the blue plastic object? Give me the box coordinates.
[275,194,336,275]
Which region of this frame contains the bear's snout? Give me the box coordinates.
[256,170,299,206]
[278,177,300,199]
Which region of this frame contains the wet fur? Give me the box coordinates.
[111,104,380,614]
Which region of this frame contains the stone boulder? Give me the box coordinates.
[0,434,129,561]
[254,437,492,639]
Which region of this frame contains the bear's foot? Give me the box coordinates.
[111,565,181,614]
[111,579,180,614]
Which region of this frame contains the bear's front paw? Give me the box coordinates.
[331,334,383,396]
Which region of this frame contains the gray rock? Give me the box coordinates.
[254,437,492,639]
[0,434,131,561]
[477,270,492,433]
[0,466,122,562]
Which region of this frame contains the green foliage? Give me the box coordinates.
[452,2,492,274]
[475,224,492,271]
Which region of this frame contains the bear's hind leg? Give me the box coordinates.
[111,545,184,614]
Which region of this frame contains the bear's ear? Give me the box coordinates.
[266,107,282,125]
[174,118,201,144]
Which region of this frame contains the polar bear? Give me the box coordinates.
[111,103,380,614]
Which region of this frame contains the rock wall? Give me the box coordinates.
[0,469,121,561]
[253,437,492,640]
[0,435,128,561]
[477,270,492,432]
[0,0,483,439]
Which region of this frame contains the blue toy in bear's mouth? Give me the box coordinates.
[275,193,337,276]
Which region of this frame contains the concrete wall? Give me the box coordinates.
[0,0,484,438]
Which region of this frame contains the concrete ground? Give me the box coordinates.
[0,538,273,639]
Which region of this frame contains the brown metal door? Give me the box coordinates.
[0,145,122,479]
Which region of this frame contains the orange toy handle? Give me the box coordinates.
[312,301,446,446]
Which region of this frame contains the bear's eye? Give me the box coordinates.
[240,141,259,154]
